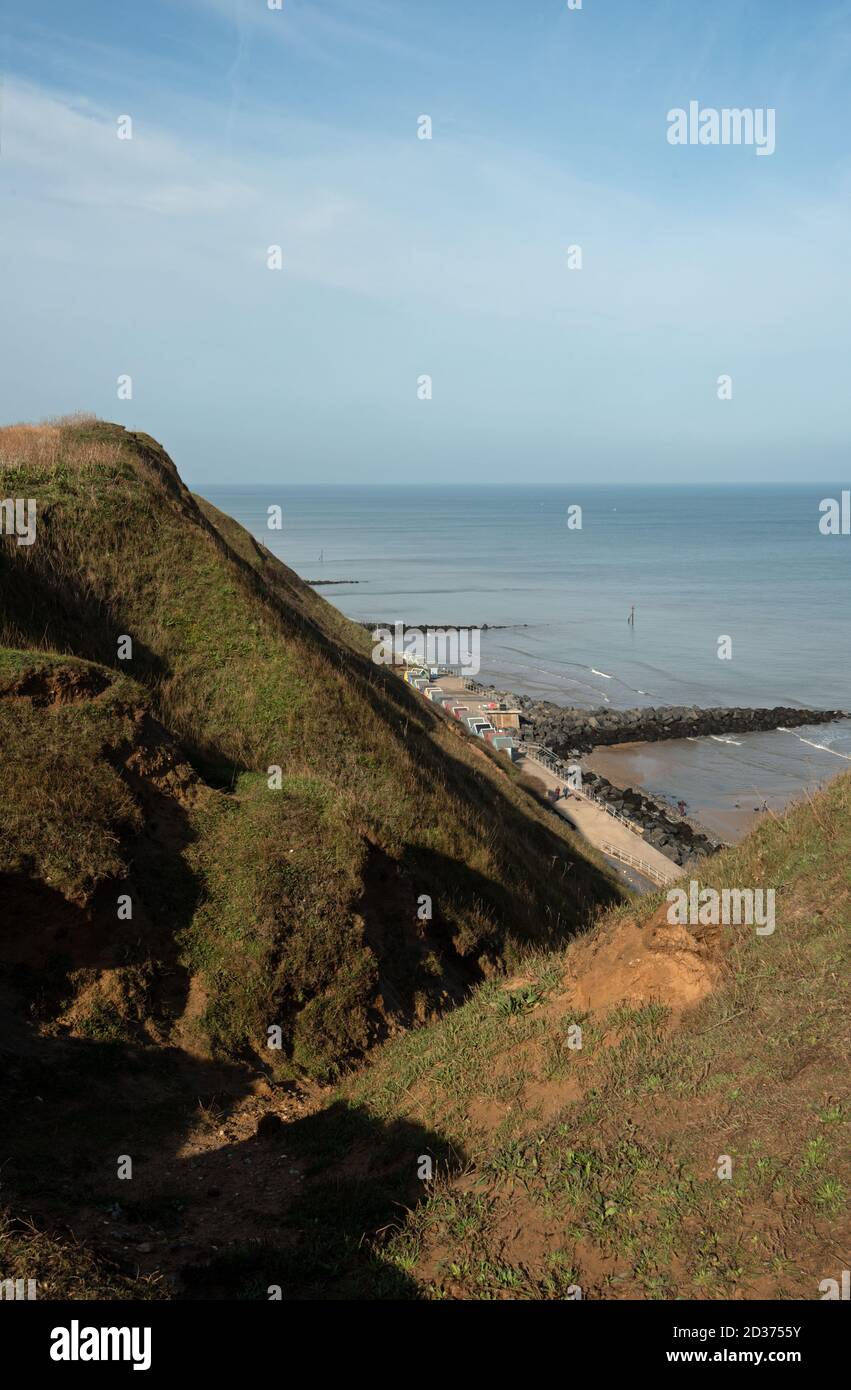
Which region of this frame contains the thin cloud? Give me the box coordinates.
[185,0,436,63]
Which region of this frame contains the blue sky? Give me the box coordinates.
[1,0,850,482]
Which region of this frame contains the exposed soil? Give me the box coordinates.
[563,903,725,1017]
[1,665,112,706]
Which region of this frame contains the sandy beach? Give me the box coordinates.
[583,734,844,843]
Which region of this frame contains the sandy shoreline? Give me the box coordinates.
[584,739,796,843]
[475,663,851,845]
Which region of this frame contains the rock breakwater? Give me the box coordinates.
[522,702,846,759]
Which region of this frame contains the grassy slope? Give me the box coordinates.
[322,774,849,1298]
[2,773,846,1301]
[0,419,619,1081]
[0,1213,164,1301]
[0,658,144,898]
[17,771,836,1304]
[2,420,845,1301]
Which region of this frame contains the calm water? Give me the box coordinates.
[196,483,851,821]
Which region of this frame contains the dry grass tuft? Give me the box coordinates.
[0,414,106,475]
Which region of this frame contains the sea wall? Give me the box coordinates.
[522,702,846,758]
[579,770,721,865]
[499,696,845,866]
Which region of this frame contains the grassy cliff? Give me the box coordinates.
[334,773,850,1298]
[0,418,618,1082]
[2,418,845,1301]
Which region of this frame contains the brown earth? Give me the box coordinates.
[563,903,725,1017]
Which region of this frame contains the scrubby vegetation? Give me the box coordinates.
[0,419,618,1078]
[1,419,846,1301]
[338,774,850,1298]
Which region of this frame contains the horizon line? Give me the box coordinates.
[188,480,847,490]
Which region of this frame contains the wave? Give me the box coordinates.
[777,729,851,761]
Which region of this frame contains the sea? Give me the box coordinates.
[196,483,851,839]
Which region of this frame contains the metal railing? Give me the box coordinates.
[523,742,568,776]
[523,744,649,830]
[519,745,681,887]
[600,841,676,887]
[579,792,641,833]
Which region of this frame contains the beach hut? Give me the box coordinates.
[490,709,522,731]
[451,706,469,719]
[492,735,515,751]
[426,687,445,703]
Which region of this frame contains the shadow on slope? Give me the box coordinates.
[1,1016,462,1300]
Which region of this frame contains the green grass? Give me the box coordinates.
[3,418,846,1301]
[0,420,620,1078]
[317,773,851,1298]
[0,1213,165,1301]
[0,654,144,898]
